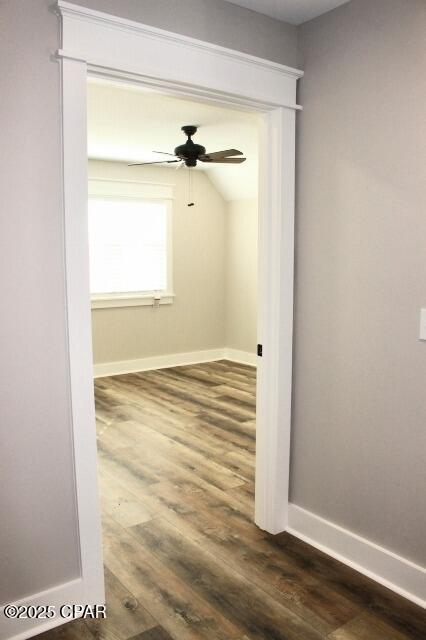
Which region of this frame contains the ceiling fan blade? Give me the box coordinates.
[128,160,180,166]
[152,150,177,157]
[200,149,243,161]
[203,157,246,164]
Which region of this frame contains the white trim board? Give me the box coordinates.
[57,1,303,110]
[288,504,426,608]
[93,348,257,378]
[0,578,85,640]
[91,292,175,309]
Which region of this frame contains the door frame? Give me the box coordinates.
[58,0,303,605]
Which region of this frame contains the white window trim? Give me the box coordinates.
[91,291,175,309]
[88,178,174,308]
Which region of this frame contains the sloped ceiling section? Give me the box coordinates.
[224,0,351,25]
[87,79,259,201]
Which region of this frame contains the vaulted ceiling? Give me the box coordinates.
[224,0,351,25]
[87,79,259,202]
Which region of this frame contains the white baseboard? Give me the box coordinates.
[223,348,258,366]
[0,578,86,640]
[93,347,257,378]
[93,348,225,378]
[287,504,426,608]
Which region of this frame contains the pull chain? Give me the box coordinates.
[188,167,194,207]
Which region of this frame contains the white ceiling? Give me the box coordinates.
[87,79,259,201]
[224,0,351,25]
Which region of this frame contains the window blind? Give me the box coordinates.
[88,198,168,295]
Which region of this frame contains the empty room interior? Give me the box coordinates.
[1,1,425,640]
[88,78,261,598]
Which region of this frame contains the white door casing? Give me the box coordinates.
[4,4,302,638]
[58,0,303,608]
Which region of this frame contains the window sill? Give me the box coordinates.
[91,292,175,309]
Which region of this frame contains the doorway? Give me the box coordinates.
[58,0,301,612]
[87,81,261,611]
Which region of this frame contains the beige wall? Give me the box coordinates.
[89,162,258,363]
[294,0,426,565]
[0,0,290,607]
[89,161,227,363]
[225,199,258,353]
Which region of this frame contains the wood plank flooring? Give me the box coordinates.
[39,361,425,640]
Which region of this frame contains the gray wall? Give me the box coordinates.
[72,0,298,67]
[0,0,296,606]
[293,0,426,565]
[0,0,80,604]
[3,0,425,610]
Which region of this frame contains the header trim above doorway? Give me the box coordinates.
[56,0,303,111]
[57,0,303,78]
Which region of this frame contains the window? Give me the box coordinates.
[88,180,174,308]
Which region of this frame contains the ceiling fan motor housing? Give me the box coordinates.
[175,125,206,166]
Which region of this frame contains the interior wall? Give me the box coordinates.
[225,198,258,354]
[71,0,298,67]
[293,0,426,565]
[4,0,425,611]
[0,0,295,608]
[0,0,80,605]
[89,160,227,364]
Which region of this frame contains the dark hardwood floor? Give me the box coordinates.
[39,361,425,640]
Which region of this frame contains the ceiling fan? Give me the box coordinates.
[128,125,247,169]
